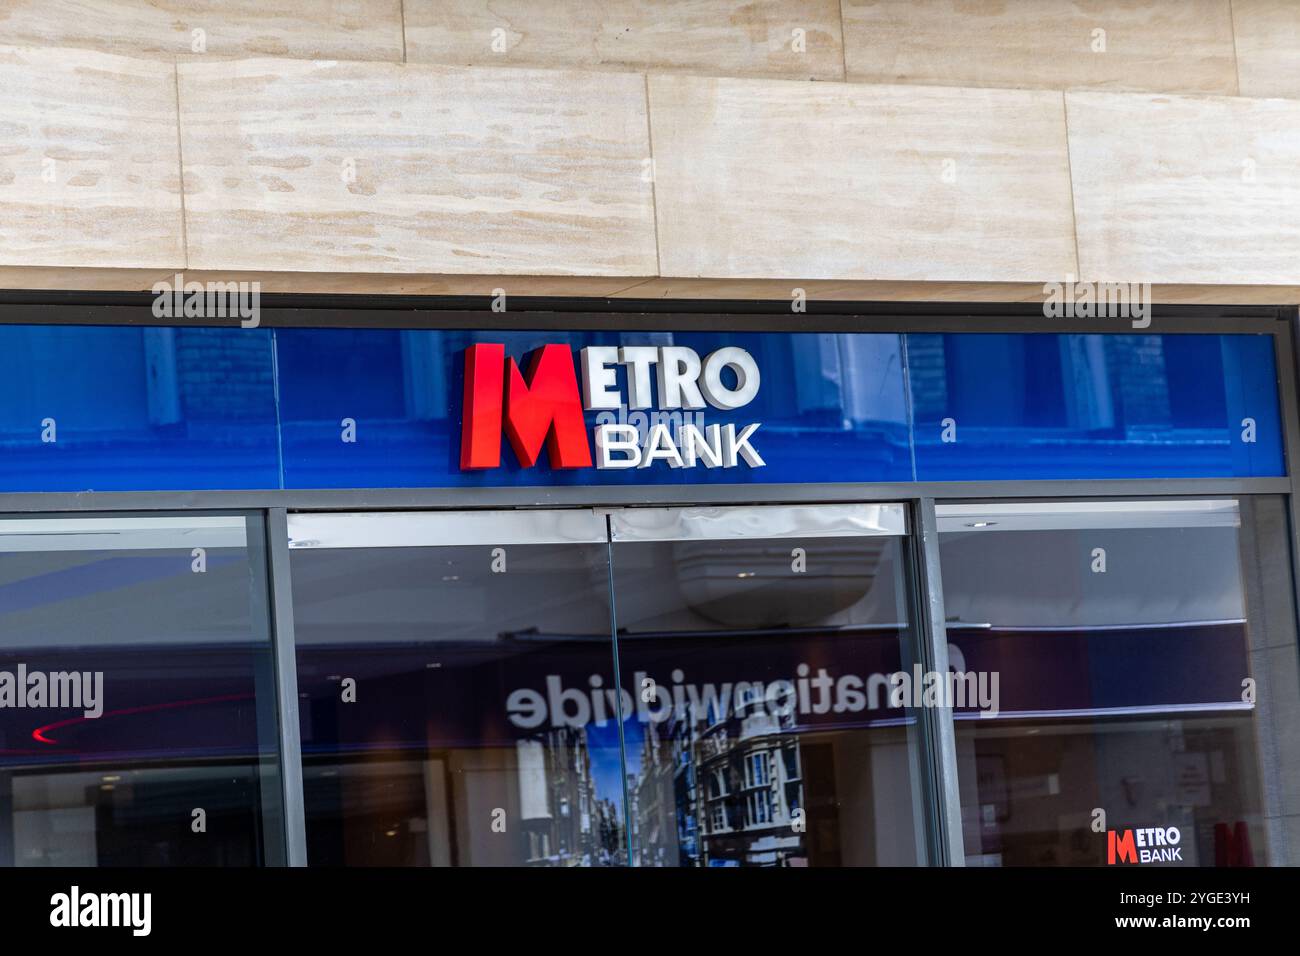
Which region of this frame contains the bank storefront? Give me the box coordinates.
[0,298,1297,869]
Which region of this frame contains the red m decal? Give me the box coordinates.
[1214,822,1254,867]
[460,344,593,469]
[1108,830,1138,864]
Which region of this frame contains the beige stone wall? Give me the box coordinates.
[0,2,1297,301]
[4,0,1296,95]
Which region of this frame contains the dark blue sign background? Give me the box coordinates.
[0,325,1283,491]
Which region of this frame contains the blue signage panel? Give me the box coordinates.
[0,326,279,491]
[273,329,913,488]
[0,324,1284,492]
[907,332,1285,480]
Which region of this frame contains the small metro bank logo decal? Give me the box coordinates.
[460,344,765,471]
[1107,826,1183,864]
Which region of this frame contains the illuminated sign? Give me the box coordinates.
[459,343,765,471]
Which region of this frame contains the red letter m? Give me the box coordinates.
[460,344,593,469]
[1108,830,1138,864]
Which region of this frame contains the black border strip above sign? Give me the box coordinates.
[0,291,1291,333]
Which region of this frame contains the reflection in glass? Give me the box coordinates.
[609,506,927,867]
[0,516,281,865]
[288,512,625,866]
[907,333,1283,480]
[937,498,1300,866]
[0,326,279,491]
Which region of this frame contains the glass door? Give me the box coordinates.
[287,509,626,866]
[606,503,929,867]
[286,502,931,867]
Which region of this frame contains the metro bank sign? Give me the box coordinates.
[459,344,764,471]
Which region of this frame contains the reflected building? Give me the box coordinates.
[518,727,604,866]
[633,698,807,867]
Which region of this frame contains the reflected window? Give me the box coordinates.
[746,752,769,788]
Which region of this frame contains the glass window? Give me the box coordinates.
[609,504,929,867]
[937,498,1300,866]
[746,752,769,788]
[287,510,625,866]
[747,790,772,827]
[709,770,727,799]
[0,515,282,865]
